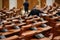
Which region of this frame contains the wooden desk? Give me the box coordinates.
[50,16,60,20]
[1,35,19,40]
[21,26,52,37]
[22,21,48,30]
[1,29,20,36]
[30,37,51,40]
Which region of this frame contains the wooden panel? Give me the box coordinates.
[28,0,38,9]
[55,0,60,6]
[41,0,46,8]
[0,0,2,9]
[2,0,9,9]
[17,0,38,10]
[17,0,24,9]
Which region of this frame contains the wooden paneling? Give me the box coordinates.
[0,0,2,9]
[17,0,38,10]
[17,0,24,9]
[2,0,9,9]
[55,0,60,6]
[41,0,46,8]
[1,0,46,9]
[28,0,38,9]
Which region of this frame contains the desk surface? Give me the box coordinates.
[1,29,20,36]
[30,37,51,40]
[1,35,19,40]
[21,26,52,37]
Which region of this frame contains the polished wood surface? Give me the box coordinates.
[2,0,9,9]
[17,0,24,9]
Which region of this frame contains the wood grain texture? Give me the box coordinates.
[17,0,24,9]
[2,0,9,9]
[55,0,60,6]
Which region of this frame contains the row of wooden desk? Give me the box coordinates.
[0,15,52,40]
[0,5,60,40]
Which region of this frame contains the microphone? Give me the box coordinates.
[1,23,8,32]
[29,27,37,30]
[40,24,47,28]
[34,33,45,39]
[12,24,20,29]
[0,33,6,39]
